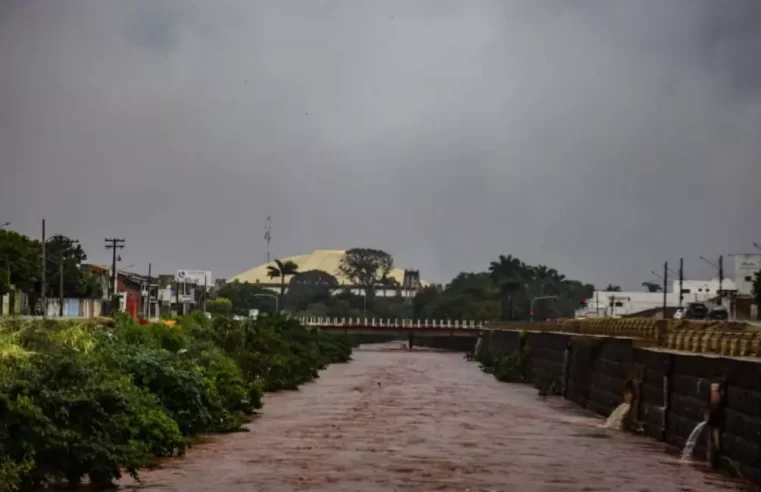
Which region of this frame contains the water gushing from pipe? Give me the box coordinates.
[681,420,707,462]
[604,402,631,430]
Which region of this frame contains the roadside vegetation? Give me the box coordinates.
[0,314,352,490]
[476,331,531,383]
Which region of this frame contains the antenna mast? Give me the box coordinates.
[264,216,272,263]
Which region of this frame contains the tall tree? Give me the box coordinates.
[605,284,622,292]
[641,281,662,293]
[337,248,393,305]
[285,270,338,310]
[0,268,10,298]
[0,229,41,299]
[488,255,527,321]
[413,273,500,321]
[266,259,300,304]
[752,270,761,310]
[44,235,94,298]
[216,280,281,315]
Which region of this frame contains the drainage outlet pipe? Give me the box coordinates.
[621,379,639,432]
[705,377,726,468]
[561,340,572,399]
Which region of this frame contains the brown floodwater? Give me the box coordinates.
[120,343,757,491]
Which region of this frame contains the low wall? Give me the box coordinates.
[477,324,761,485]
[411,335,476,352]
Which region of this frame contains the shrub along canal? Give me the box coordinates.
[120,343,755,491]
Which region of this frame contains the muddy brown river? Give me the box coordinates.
[121,344,756,491]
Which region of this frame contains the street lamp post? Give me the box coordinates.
[0,222,10,229]
[530,295,559,322]
[700,255,724,304]
[253,293,279,312]
[753,242,761,251]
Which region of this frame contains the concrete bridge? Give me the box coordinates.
[297,317,486,338]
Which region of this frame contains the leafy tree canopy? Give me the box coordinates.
[215,280,280,316]
[415,255,594,322]
[43,235,101,299]
[285,270,338,311]
[337,248,393,301]
[0,229,41,294]
[0,230,101,300]
[206,297,232,315]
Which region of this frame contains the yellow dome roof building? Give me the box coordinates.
[227,249,428,296]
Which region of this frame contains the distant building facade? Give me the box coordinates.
[228,249,427,297]
[577,277,739,319]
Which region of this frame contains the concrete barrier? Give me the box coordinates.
[478,321,761,485]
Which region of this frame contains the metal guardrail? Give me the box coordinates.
[298,317,485,330]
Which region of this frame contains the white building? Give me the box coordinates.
[733,253,761,296]
[577,277,737,318]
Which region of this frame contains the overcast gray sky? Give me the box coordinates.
[2,1,760,288]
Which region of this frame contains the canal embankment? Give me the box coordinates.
[120,343,752,491]
[476,319,761,485]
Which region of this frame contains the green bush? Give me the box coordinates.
[0,312,352,489]
[477,334,530,383]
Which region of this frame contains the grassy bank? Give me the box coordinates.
[0,313,352,490]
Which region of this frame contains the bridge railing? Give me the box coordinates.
[297,317,484,330]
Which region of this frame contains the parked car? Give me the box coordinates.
[684,302,709,320]
[708,305,729,321]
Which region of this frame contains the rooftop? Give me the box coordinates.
[228,249,429,287]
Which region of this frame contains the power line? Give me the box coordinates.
[104,238,125,299]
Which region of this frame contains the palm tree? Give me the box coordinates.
[488,254,527,321]
[267,259,299,303]
[488,254,525,289]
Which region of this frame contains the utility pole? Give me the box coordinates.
[145,263,152,319]
[104,238,125,299]
[203,274,208,313]
[41,219,46,315]
[662,261,668,320]
[175,279,180,316]
[678,258,684,309]
[718,255,724,306]
[595,290,600,316]
[58,250,64,317]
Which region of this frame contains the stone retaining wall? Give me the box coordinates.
[477,326,761,485]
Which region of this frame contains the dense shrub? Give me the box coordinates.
[477,332,530,383]
[0,313,352,489]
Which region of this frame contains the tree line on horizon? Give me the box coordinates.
[0,229,103,310]
[213,248,598,322]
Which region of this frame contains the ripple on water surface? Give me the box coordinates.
[120,344,758,491]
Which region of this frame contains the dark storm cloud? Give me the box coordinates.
[1,0,760,288]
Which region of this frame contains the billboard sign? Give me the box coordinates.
[175,269,213,287]
[733,254,761,295]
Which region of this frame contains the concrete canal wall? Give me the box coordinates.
[475,320,761,485]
